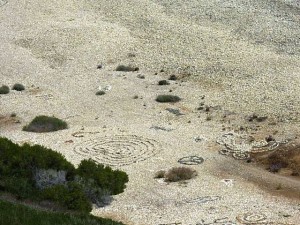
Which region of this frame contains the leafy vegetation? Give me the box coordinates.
[23,115,68,133]
[115,65,139,72]
[156,95,181,103]
[0,200,125,225]
[158,80,170,85]
[168,75,177,80]
[0,85,9,94]
[96,90,106,96]
[12,83,25,91]
[163,167,197,182]
[0,137,129,212]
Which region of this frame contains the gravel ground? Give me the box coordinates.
[0,0,300,224]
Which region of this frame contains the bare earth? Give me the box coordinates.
[1,0,300,224]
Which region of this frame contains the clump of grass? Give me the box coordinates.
[115,65,139,72]
[169,75,177,80]
[154,170,166,179]
[156,95,181,103]
[164,167,197,182]
[276,183,283,190]
[10,113,17,117]
[158,80,170,85]
[96,90,105,96]
[12,83,25,91]
[0,85,10,94]
[23,115,68,133]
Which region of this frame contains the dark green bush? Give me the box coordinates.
[0,199,126,225]
[76,159,128,195]
[0,137,129,213]
[12,83,25,91]
[158,80,170,85]
[156,95,181,103]
[168,75,177,80]
[0,137,75,199]
[23,115,68,132]
[0,85,9,94]
[115,65,139,72]
[96,90,105,95]
[42,183,92,212]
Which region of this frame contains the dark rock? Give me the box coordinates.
[265,135,275,142]
[158,80,170,85]
[169,75,177,80]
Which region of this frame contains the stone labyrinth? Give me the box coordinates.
[73,135,160,166]
[236,212,267,224]
[217,132,289,160]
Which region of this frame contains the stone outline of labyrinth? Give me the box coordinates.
[184,196,221,204]
[236,212,267,224]
[73,135,160,166]
[178,156,204,165]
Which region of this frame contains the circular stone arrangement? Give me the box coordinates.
[217,132,288,160]
[73,135,160,166]
[236,212,267,224]
[178,156,204,165]
[185,196,221,204]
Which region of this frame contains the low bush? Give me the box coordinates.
[0,85,9,94]
[0,199,125,225]
[12,83,25,91]
[76,159,128,195]
[158,80,170,85]
[0,137,129,213]
[96,90,105,96]
[116,65,139,72]
[42,183,92,213]
[164,167,197,182]
[156,95,181,103]
[154,170,166,179]
[23,115,68,132]
[169,75,177,80]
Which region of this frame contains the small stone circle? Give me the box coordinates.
[178,156,204,165]
[236,212,267,224]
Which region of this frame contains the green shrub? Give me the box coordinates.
[115,65,139,72]
[23,115,68,132]
[96,90,105,95]
[0,85,9,94]
[42,183,92,213]
[156,95,181,103]
[12,83,25,91]
[76,159,128,195]
[0,137,129,213]
[0,199,125,225]
[158,80,170,85]
[169,75,177,80]
[164,167,197,182]
[0,137,75,196]
[154,170,166,179]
